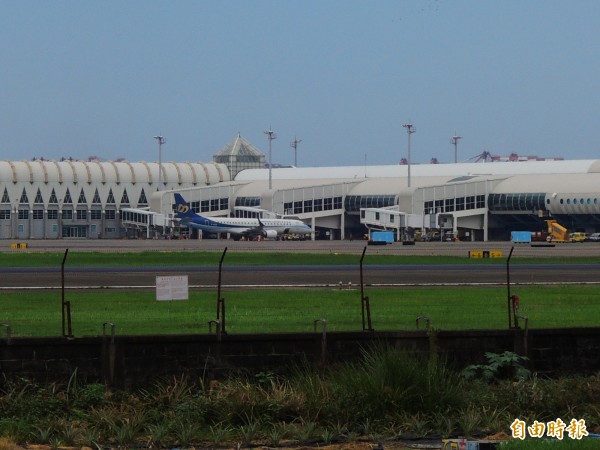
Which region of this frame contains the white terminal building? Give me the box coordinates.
[1,133,600,241]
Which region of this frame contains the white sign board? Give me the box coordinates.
[156,275,189,301]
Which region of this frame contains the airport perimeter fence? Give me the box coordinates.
[0,273,600,336]
[1,245,599,338]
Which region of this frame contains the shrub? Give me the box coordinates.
[328,345,466,425]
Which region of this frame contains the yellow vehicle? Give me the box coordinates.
[570,232,587,242]
[545,219,587,242]
[545,219,569,243]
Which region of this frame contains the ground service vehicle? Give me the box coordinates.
[511,231,532,243]
[569,232,587,242]
[545,219,570,243]
[589,233,600,242]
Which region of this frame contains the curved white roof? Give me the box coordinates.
[493,173,600,194]
[0,160,230,185]
[235,160,600,181]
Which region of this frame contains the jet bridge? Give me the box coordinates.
[121,208,173,239]
[360,206,423,241]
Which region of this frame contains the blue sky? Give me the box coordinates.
[2,1,600,167]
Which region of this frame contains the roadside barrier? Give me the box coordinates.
[468,250,503,258]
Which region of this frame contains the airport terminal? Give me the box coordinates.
[1,133,600,241]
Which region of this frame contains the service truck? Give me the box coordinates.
[545,219,570,243]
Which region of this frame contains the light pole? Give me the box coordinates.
[290,136,302,167]
[264,127,277,189]
[402,122,416,188]
[153,134,166,190]
[451,133,462,164]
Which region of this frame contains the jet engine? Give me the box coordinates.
[263,230,278,239]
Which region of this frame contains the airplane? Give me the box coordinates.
[173,193,313,239]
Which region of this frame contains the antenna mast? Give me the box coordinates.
[451,133,462,164]
[290,136,302,167]
[153,134,166,190]
[264,127,277,190]
[402,122,416,188]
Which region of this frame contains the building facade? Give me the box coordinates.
[0,159,228,239]
[2,139,600,241]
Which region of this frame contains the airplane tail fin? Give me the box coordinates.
[173,193,198,219]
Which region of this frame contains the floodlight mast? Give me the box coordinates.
[264,127,277,190]
[290,136,302,167]
[153,134,166,190]
[451,133,462,164]
[402,122,416,188]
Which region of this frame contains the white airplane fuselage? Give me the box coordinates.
[181,215,312,236]
[173,193,313,238]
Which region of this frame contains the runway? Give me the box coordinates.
[2,239,600,289]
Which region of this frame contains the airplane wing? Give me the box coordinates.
[239,218,278,239]
[241,218,265,237]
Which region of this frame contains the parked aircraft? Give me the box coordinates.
[173,193,313,239]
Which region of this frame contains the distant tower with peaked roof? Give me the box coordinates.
[213,133,266,178]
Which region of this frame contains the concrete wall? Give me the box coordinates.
[1,328,599,387]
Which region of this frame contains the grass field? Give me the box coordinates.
[2,285,599,337]
[2,250,600,267]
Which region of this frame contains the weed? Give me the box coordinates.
[402,412,432,438]
[330,345,465,424]
[107,414,145,448]
[73,383,106,409]
[462,351,530,382]
[149,375,194,407]
[49,436,63,450]
[173,419,201,447]
[58,422,79,446]
[0,417,33,443]
[0,437,21,450]
[296,420,317,442]
[432,411,455,437]
[254,371,277,385]
[145,422,171,448]
[30,426,54,444]
[457,406,483,438]
[479,406,508,434]
[209,423,233,446]
[326,420,348,442]
[237,420,260,447]
[266,422,288,446]
[3,352,600,449]
[320,427,335,444]
[79,427,101,448]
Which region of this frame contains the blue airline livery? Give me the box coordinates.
[173,193,313,239]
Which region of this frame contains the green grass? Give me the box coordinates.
[2,250,600,267]
[499,439,600,449]
[2,285,599,337]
